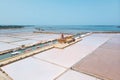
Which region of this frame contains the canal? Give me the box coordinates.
[0,40,57,60]
[0,32,89,61]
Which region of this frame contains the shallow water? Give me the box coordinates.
[0,40,57,60]
[0,25,120,34]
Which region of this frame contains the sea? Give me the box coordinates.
[0,25,120,34]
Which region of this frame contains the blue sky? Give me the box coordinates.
[0,0,120,25]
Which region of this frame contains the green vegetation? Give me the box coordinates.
[0,25,24,29]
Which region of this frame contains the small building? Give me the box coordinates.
[58,34,75,44]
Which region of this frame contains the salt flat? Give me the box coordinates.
[72,34,120,80]
[0,33,60,51]
[1,57,66,80]
[56,70,100,80]
[0,42,19,52]
[28,34,60,41]
[1,33,119,80]
[0,36,25,43]
[11,39,38,46]
[11,33,60,40]
[33,33,112,68]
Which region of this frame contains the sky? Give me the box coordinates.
[0,0,120,25]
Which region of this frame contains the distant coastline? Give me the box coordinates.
[0,25,24,29]
[0,25,120,34]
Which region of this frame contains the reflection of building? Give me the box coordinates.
[58,34,75,44]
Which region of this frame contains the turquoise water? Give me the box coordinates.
[0,25,120,34]
[0,40,57,60]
